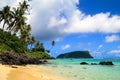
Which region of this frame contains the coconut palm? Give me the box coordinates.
[39,42,45,52]
[25,24,31,43]
[28,36,35,51]
[0,5,11,31]
[7,8,27,34]
[7,0,29,34]
[19,0,29,12]
[7,7,19,32]
[50,40,55,50]
[35,41,40,49]
[20,24,31,44]
[52,40,55,47]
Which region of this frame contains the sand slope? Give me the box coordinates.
[0,64,66,80]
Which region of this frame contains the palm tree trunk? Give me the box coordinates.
[2,22,7,42]
[2,22,6,31]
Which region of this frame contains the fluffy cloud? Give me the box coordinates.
[27,0,79,41]
[1,0,120,41]
[118,46,120,49]
[98,44,103,49]
[0,0,23,8]
[108,50,120,57]
[61,44,71,50]
[23,0,120,41]
[109,50,120,54]
[105,35,120,42]
[65,12,120,33]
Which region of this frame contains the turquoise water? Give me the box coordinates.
[43,58,120,80]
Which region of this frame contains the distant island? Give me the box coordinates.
[57,51,93,58]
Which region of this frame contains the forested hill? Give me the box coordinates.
[57,51,93,58]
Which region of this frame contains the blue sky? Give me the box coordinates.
[0,0,120,58]
[78,0,120,15]
[43,0,120,58]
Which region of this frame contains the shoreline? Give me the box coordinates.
[0,64,67,80]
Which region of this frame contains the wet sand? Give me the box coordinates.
[0,64,66,80]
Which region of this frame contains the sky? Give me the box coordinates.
[0,0,120,58]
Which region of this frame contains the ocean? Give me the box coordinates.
[41,58,120,80]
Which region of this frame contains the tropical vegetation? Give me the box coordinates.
[0,0,55,59]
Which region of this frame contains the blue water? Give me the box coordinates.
[43,58,120,80]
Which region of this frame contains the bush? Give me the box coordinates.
[0,29,28,53]
[26,52,51,59]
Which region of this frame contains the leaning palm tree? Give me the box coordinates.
[39,42,45,52]
[20,23,31,44]
[28,36,35,51]
[7,7,19,32]
[52,40,55,47]
[7,0,29,35]
[19,0,29,12]
[25,24,31,43]
[47,40,55,53]
[35,41,40,49]
[0,5,11,31]
[50,40,55,50]
[0,6,13,41]
[8,8,27,34]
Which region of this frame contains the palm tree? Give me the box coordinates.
[28,36,35,51]
[50,40,55,50]
[0,5,11,31]
[19,0,29,12]
[7,8,27,34]
[25,24,31,43]
[7,0,29,34]
[52,40,55,47]
[6,7,19,32]
[0,6,13,41]
[20,24,31,44]
[35,41,40,49]
[39,42,45,52]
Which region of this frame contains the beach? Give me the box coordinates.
[0,58,120,80]
[0,64,66,80]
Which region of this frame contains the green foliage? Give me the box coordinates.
[0,0,31,44]
[0,0,54,59]
[0,29,28,53]
[0,0,31,53]
[26,52,51,59]
[33,41,45,52]
[0,43,13,53]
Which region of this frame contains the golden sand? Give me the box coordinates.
[0,64,66,80]
[0,64,14,80]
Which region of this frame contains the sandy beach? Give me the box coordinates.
[0,64,66,80]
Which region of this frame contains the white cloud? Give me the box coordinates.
[76,43,84,48]
[27,0,78,41]
[108,50,120,57]
[64,12,120,33]
[109,50,120,54]
[92,51,103,58]
[0,0,24,8]
[105,35,120,42]
[26,0,120,41]
[1,0,120,41]
[61,44,71,50]
[49,17,67,28]
[98,44,103,49]
[118,46,120,49]
[55,37,63,42]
